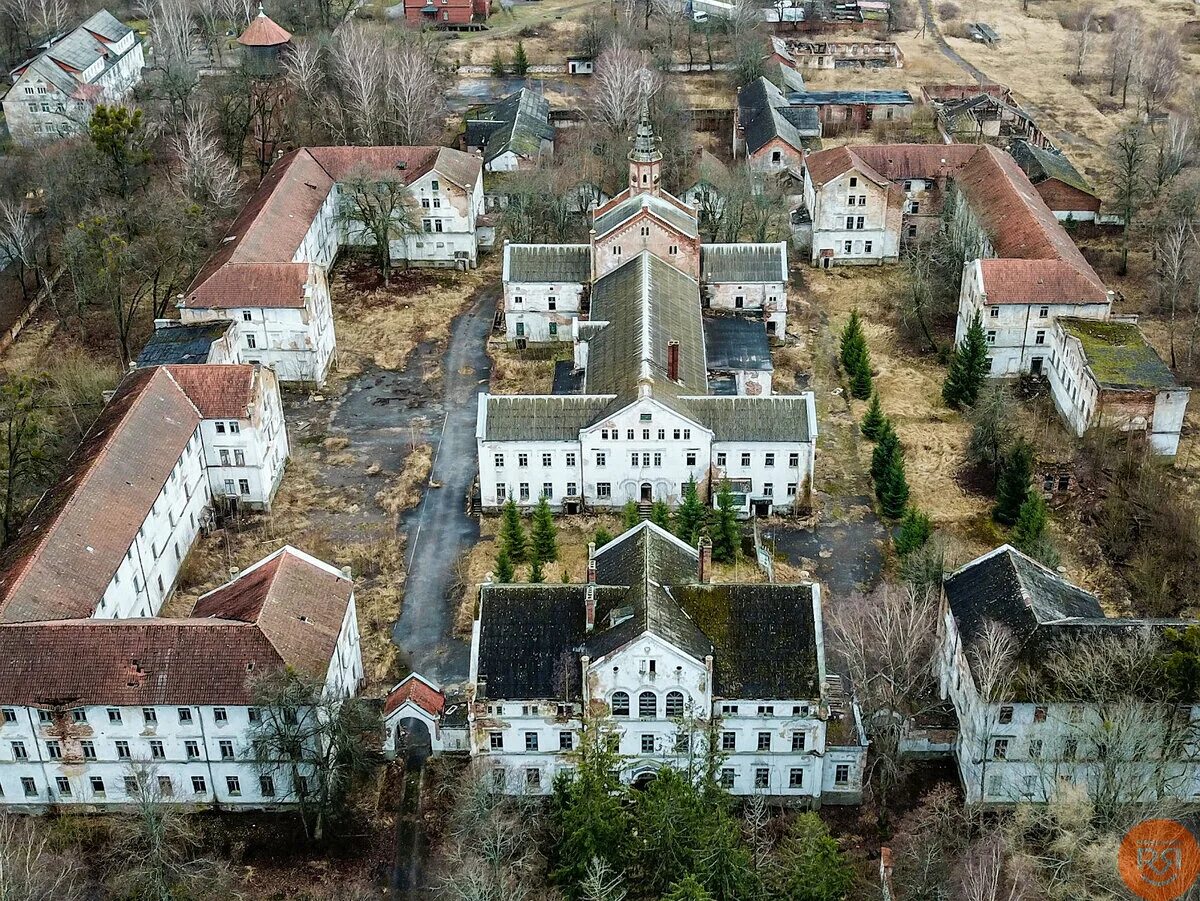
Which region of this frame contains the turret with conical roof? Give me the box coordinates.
[237,3,292,74]
[628,101,662,196]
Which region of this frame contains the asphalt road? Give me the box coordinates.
[391,284,496,683]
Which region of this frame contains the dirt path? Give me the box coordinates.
[391,755,430,900]
[392,283,497,683]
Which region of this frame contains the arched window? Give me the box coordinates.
[665,691,685,718]
[611,692,630,717]
[638,691,657,718]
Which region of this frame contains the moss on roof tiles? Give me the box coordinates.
[1062,318,1178,390]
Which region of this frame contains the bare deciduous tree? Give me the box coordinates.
[338,165,421,285]
[1156,220,1196,369]
[331,21,385,145]
[579,857,627,901]
[0,199,40,301]
[283,38,326,144]
[1110,121,1149,276]
[1105,8,1144,108]
[141,0,201,129]
[171,111,241,214]
[386,40,444,146]
[589,39,660,136]
[1137,28,1181,119]
[958,833,1033,901]
[1068,3,1097,81]
[0,813,86,900]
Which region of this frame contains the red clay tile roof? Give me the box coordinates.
[237,11,291,47]
[185,146,482,311]
[164,364,257,419]
[0,369,201,623]
[804,143,1106,304]
[0,619,283,706]
[977,259,1106,304]
[384,674,445,717]
[193,547,354,681]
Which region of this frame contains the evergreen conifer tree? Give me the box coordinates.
[994,439,1034,525]
[594,526,614,548]
[498,498,527,563]
[894,507,932,556]
[870,420,898,484]
[531,495,558,562]
[494,545,514,582]
[663,875,715,901]
[1012,493,1058,567]
[942,311,991,409]
[876,445,910,519]
[769,813,855,901]
[512,41,529,78]
[711,482,740,563]
[622,500,641,530]
[839,310,867,375]
[651,500,671,530]
[529,553,545,583]
[489,49,507,77]
[860,392,886,440]
[673,477,706,546]
[850,358,873,400]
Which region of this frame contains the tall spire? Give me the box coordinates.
[629,99,661,164]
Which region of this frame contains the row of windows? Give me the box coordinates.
[486,728,810,755]
[610,242,681,258]
[992,736,1086,762]
[511,296,560,309]
[845,194,868,206]
[218,449,247,466]
[6,773,287,800]
[599,427,693,441]
[495,482,577,502]
[2,705,262,729]
[483,765,835,792]
[10,736,241,762]
[986,305,1051,320]
[496,452,577,468]
[844,216,866,230]
[611,690,687,718]
[840,240,874,255]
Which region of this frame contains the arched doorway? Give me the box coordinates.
[640,482,652,502]
[631,768,659,791]
[396,716,432,765]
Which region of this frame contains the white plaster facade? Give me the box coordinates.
[198,370,290,509]
[502,243,588,344]
[803,168,898,267]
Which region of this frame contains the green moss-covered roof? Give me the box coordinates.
[1061,318,1178,390]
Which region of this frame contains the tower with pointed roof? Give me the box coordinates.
[237,3,292,74]
[627,104,662,196]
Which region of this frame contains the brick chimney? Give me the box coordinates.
[667,340,680,382]
[585,584,596,632]
[587,542,596,584]
[698,537,712,583]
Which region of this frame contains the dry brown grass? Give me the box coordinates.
[488,341,569,394]
[331,256,498,380]
[374,443,433,520]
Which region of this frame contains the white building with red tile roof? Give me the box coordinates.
[0,546,363,810]
[180,145,485,384]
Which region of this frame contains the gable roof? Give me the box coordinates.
[384,673,445,717]
[593,191,698,240]
[191,546,353,681]
[479,394,612,442]
[163,364,258,419]
[136,322,233,367]
[700,243,787,283]
[466,88,554,164]
[476,522,825,701]
[187,146,481,310]
[0,369,201,623]
[584,252,707,396]
[1007,139,1095,197]
[10,9,135,97]
[737,78,820,155]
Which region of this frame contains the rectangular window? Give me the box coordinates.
[1029,739,1043,760]
[721,731,736,751]
[124,776,138,795]
[115,740,130,759]
[986,330,997,345]
[1035,330,1046,345]
[178,708,193,724]
[246,334,257,349]
[754,768,769,789]
[192,776,206,795]
[595,452,606,467]
[542,482,552,499]
[597,483,611,498]
[641,734,655,753]
[865,241,873,254]
[653,453,662,467]
[219,740,234,760]
[519,483,530,501]
[56,776,71,794]
[845,216,854,229]
[789,768,804,788]
[685,452,696,466]
[526,768,541,789]
[107,708,122,723]
[1,707,16,723]
[565,453,576,467]
[989,307,999,318]
[763,483,774,497]
[72,709,86,724]
[213,707,228,724]
[186,741,200,760]
[46,741,61,759]
[81,741,96,760]
[226,776,241,796]
[1063,738,1078,760]
[741,452,751,467]
[566,482,577,496]
[992,738,1010,760]
[21,778,36,797]
[260,775,275,797]
[542,453,552,467]
[548,297,557,310]
[791,732,806,751]
[757,732,771,751]
[524,732,539,752]
[720,768,735,789]
[559,732,573,751]
[10,741,26,760]
[1039,306,1049,318]
[150,740,164,759]
[159,776,174,796]
[765,453,775,467]
[998,706,1013,724]
[494,453,504,468]
[627,429,635,440]
[849,177,858,187]
[631,452,639,468]
[489,732,503,750]
[835,764,850,785]
[90,776,105,796]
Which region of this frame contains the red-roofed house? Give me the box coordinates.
[382,673,468,755]
[802,143,1115,377]
[179,145,485,384]
[0,545,363,810]
[401,0,491,28]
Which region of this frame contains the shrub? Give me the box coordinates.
[937,1,960,19]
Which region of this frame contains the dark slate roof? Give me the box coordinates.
[593,192,698,239]
[507,244,591,283]
[786,89,914,105]
[466,88,554,164]
[737,79,821,156]
[684,396,811,441]
[701,243,787,283]
[943,545,1104,647]
[1060,318,1178,390]
[585,252,707,396]
[135,322,232,367]
[475,585,590,699]
[552,360,584,394]
[672,583,820,698]
[1008,140,1095,197]
[481,395,612,441]
[704,315,773,372]
[475,522,825,701]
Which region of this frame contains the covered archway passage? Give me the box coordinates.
[631,768,660,791]
[396,716,433,764]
